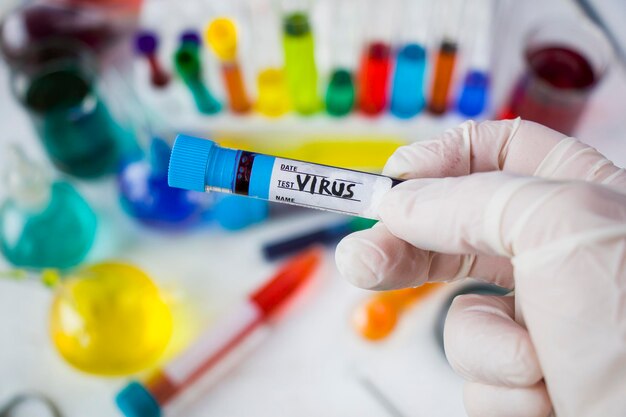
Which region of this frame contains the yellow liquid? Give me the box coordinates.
[255,68,290,117]
[283,14,318,115]
[49,262,173,376]
[220,137,406,171]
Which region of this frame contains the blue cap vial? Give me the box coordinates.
[168,135,239,193]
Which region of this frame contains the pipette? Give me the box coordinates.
[353,283,446,341]
[0,145,97,269]
[389,0,431,118]
[457,0,493,117]
[262,217,376,260]
[205,18,251,114]
[168,135,404,220]
[428,0,467,115]
[115,247,323,417]
[173,31,221,115]
[135,30,170,88]
[248,0,290,117]
[281,0,319,115]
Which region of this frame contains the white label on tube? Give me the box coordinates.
[164,301,262,385]
[268,158,393,219]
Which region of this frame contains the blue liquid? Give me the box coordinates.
[457,70,489,117]
[390,44,426,118]
[213,195,269,231]
[0,182,97,269]
[118,138,211,228]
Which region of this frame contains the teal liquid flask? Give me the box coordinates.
[0,146,97,269]
[11,41,122,178]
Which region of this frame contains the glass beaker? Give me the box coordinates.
[11,40,123,178]
[500,19,612,135]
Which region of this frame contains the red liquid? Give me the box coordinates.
[358,42,392,116]
[147,54,170,88]
[500,46,597,135]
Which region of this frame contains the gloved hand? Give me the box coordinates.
[335,118,626,417]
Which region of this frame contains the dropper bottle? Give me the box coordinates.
[0,145,97,269]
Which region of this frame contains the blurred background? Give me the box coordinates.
[0,0,625,416]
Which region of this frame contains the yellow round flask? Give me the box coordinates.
[49,262,173,375]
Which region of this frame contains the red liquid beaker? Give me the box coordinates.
[500,20,611,135]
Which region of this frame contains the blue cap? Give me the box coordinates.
[115,381,161,417]
[169,134,239,193]
[168,135,216,192]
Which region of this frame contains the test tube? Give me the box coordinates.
[116,248,322,417]
[248,0,290,117]
[168,135,403,220]
[324,0,359,117]
[173,31,222,115]
[205,18,251,114]
[281,0,319,115]
[389,0,431,118]
[134,30,170,88]
[357,0,398,116]
[428,0,467,115]
[456,0,494,117]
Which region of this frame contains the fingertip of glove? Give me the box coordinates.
[335,236,386,290]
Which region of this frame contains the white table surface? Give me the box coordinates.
[1,1,626,416]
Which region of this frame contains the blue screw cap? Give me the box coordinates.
[115,381,161,417]
[168,135,216,192]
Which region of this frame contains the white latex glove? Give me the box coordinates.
[335,119,626,417]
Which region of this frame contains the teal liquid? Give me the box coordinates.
[25,68,122,178]
[174,45,221,115]
[0,182,97,269]
[390,44,426,118]
[325,68,355,117]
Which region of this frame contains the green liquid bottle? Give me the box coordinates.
[283,12,319,115]
[0,147,97,269]
[325,68,355,116]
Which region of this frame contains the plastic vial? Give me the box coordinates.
[248,0,291,117]
[325,0,359,117]
[282,0,319,115]
[457,0,494,117]
[357,0,399,116]
[168,135,403,220]
[390,0,432,118]
[205,18,251,114]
